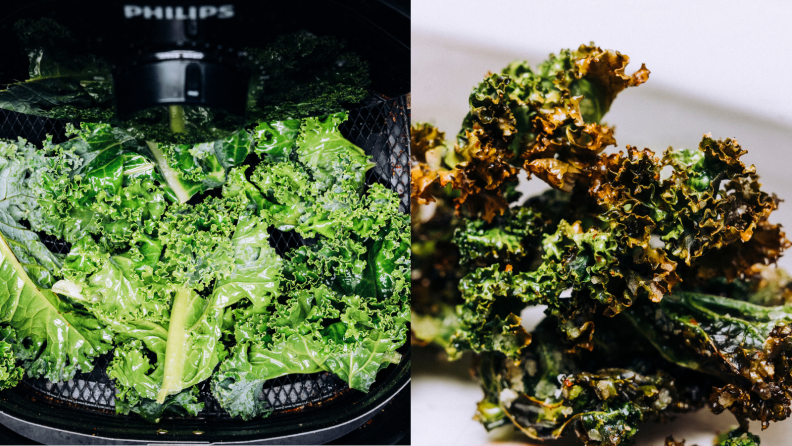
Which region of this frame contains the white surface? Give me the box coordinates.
[412,0,792,126]
[411,4,792,445]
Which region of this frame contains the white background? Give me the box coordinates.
[411,1,792,445]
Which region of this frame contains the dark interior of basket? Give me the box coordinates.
[0,92,410,420]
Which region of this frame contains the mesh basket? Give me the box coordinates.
[0,92,410,421]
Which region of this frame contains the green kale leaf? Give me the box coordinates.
[0,233,112,381]
[0,327,24,390]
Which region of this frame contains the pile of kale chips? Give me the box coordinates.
[0,19,409,424]
[411,44,790,446]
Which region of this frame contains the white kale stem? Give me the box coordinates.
[146,141,191,204]
[157,287,192,403]
[168,105,186,134]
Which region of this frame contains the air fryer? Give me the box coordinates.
[0,0,410,444]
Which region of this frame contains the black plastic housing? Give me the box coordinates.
[114,58,250,118]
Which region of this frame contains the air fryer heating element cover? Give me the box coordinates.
[0,0,409,443]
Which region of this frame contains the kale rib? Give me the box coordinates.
[157,287,192,403]
[146,140,192,203]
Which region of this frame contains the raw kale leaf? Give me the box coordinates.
[251,120,301,162]
[0,233,112,382]
[0,19,114,123]
[296,112,374,192]
[246,31,370,124]
[0,105,407,423]
[57,210,282,412]
[212,183,409,419]
[0,327,24,390]
[0,136,114,382]
[212,333,331,420]
[208,114,408,420]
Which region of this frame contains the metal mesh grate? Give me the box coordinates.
[0,92,410,420]
[0,110,73,147]
[341,94,410,213]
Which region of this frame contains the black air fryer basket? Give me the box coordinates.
[0,0,410,444]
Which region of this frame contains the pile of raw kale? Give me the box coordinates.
[411,44,789,446]
[0,19,409,423]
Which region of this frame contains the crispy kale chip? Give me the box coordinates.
[448,135,788,359]
[411,45,649,221]
[0,327,24,390]
[626,292,792,429]
[473,317,708,445]
[410,127,467,355]
[411,43,790,445]
[477,288,792,445]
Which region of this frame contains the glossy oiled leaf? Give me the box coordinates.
[0,77,113,122]
[109,339,204,423]
[211,334,330,420]
[0,34,112,122]
[142,141,217,204]
[0,327,24,390]
[213,129,253,169]
[212,123,408,418]
[0,234,112,382]
[325,330,400,391]
[162,142,226,187]
[0,138,64,279]
[63,123,142,177]
[297,112,374,191]
[0,19,113,122]
[95,284,227,405]
[252,120,301,162]
[65,211,283,413]
[246,31,369,124]
[0,79,406,424]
